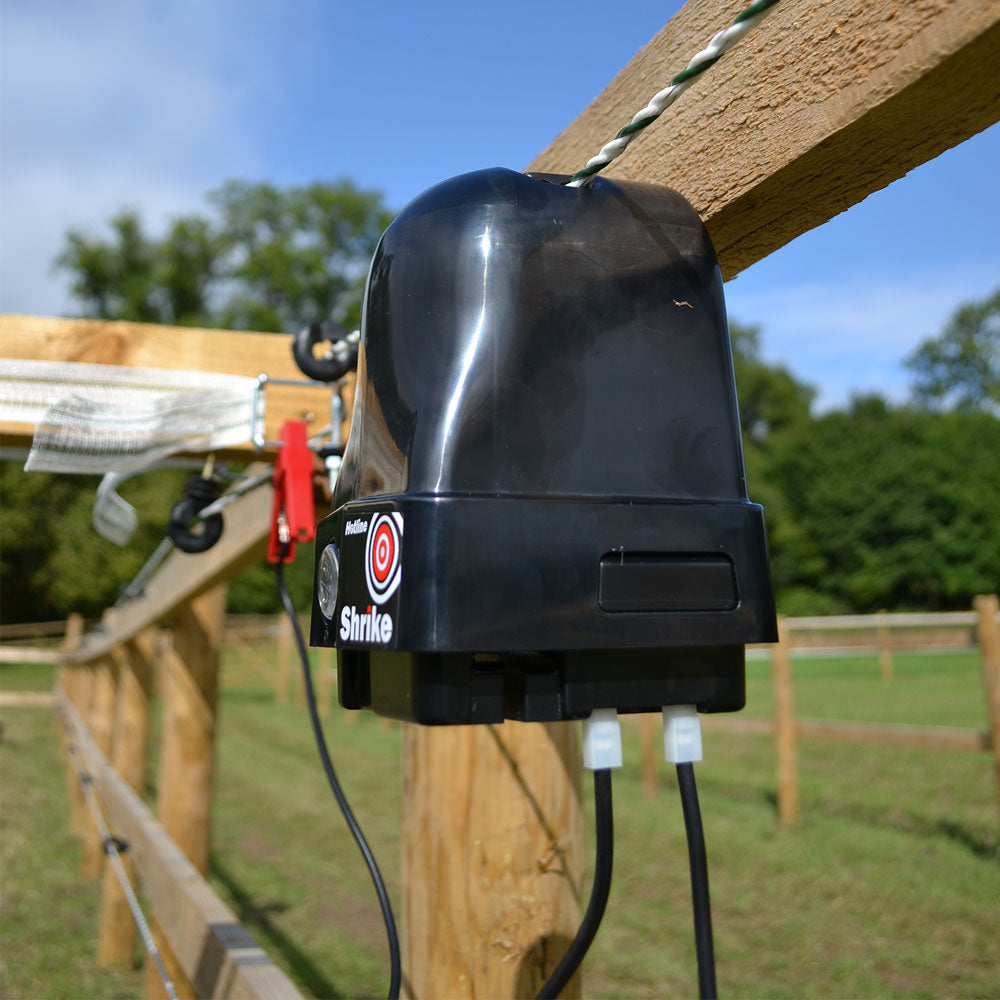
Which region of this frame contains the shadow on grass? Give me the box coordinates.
[762,789,997,858]
[221,688,278,705]
[210,853,345,999]
[702,778,998,859]
[931,818,998,859]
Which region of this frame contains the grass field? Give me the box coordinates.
[2,646,998,999]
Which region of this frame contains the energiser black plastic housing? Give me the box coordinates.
[310,167,777,724]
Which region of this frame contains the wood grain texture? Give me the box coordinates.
[528,0,1000,278]
[157,587,226,876]
[0,314,331,454]
[57,693,303,1000]
[402,722,583,999]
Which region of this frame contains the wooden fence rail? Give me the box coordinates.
[46,481,293,999]
[635,596,1000,828]
[56,693,302,1000]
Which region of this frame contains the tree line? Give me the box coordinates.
[1,182,997,622]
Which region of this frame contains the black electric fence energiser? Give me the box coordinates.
[93,5,784,993]
[276,164,779,1000]
[276,2,786,992]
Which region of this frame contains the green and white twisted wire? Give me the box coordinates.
[567,0,782,187]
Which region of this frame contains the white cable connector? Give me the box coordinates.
[662,705,703,764]
[582,708,624,770]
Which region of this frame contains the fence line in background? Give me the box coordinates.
[40,483,302,999]
[633,595,1000,830]
[57,693,301,999]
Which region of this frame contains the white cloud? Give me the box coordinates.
[0,0,275,316]
[725,262,1000,411]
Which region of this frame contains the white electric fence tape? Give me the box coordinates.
[0,360,256,474]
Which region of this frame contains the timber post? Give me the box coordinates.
[402,722,584,998]
[877,610,894,682]
[772,617,799,827]
[973,594,1000,815]
[157,585,227,876]
[58,613,86,836]
[81,653,119,879]
[149,585,227,999]
[98,634,156,967]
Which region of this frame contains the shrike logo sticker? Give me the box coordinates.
[363,512,403,605]
[337,510,403,647]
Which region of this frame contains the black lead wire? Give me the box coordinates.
[536,767,615,1000]
[676,761,717,1000]
[275,556,402,1000]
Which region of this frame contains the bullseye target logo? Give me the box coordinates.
[364,512,403,604]
[338,511,403,648]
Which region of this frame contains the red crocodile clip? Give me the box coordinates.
[267,420,316,563]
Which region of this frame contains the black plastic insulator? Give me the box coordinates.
[292,321,358,382]
[104,835,129,856]
[167,476,224,554]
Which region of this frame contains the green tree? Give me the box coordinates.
[0,464,186,621]
[1,179,392,624]
[768,396,1000,611]
[730,321,815,443]
[905,287,1000,412]
[729,321,827,613]
[56,179,393,333]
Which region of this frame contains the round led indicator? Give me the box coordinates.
[317,543,340,619]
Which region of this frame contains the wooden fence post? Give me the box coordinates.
[58,613,86,835]
[877,610,894,682]
[149,587,226,1000]
[973,594,1000,816]
[402,722,583,999]
[81,654,118,879]
[157,585,227,876]
[98,634,155,968]
[772,617,800,827]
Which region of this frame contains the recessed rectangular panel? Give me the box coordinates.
[599,554,737,613]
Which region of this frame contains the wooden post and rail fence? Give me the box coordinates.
[2,0,999,996]
[52,484,305,999]
[628,598,1000,827]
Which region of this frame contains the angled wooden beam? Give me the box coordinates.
[0,314,333,455]
[529,0,1000,278]
[66,480,274,663]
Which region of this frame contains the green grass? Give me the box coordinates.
[1,664,143,1000]
[2,650,998,999]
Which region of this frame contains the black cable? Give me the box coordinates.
[676,762,717,1000]
[536,767,614,1000]
[275,557,402,1000]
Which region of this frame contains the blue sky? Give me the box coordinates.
[2,0,997,410]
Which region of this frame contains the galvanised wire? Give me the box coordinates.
[62,727,179,1000]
